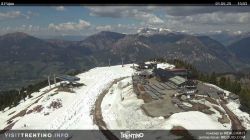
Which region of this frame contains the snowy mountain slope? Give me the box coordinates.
[0,64,134,130]
[1,62,250,138]
[137,27,173,36]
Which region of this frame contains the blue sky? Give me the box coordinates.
[0,6,250,37]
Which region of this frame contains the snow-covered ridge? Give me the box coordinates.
[137,27,172,36]
[0,64,134,130]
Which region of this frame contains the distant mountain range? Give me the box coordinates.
[228,36,250,64]
[206,31,250,46]
[0,29,250,91]
[38,35,87,41]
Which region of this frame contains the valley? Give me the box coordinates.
[0,29,250,91]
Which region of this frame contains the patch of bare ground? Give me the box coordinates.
[212,105,225,115]
[138,84,145,91]
[136,84,152,103]
[49,92,59,97]
[2,87,59,130]
[163,114,173,119]
[26,105,44,114]
[140,93,152,103]
[48,99,62,109]
[212,105,230,124]
[194,95,203,100]
[8,111,15,116]
[30,97,42,106]
[44,112,49,116]
[55,87,75,93]
[205,97,218,105]
[34,87,57,99]
[140,106,172,118]
[170,126,195,140]
[219,96,228,104]
[4,97,43,126]
[201,109,215,115]
[7,120,13,125]
[220,101,245,130]
[220,101,246,138]
[7,109,27,123]
[92,77,128,140]
[218,114,230,124]
[188,101,215,115]
[2,121,17,132]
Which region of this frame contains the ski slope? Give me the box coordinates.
[0,64,134,130]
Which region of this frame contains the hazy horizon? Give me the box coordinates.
[0,6,250,37]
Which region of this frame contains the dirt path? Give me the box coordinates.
[220,101,245,130]
[219,101,246,139]
[92,77,128,140]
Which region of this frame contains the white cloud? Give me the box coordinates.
[233,30,243,35]
[0,24,43,35]
[88,6,130,17]
[0,11,22,20]
[130,9,164,24]
[180,12,250,25]
[0,10,37,20]
[96,25,112,31]
[164,6,250,16]
[88,7,163,25]
[48,19,91,31]
[27,11,39,17]
[55,6,66,11]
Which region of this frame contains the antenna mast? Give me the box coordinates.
[121,57,124,67]
[48,75,51,89]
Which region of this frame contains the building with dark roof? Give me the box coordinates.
[169,68,188,77]
[153,68,175,82]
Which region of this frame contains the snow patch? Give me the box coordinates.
[157,63,175,69]
[226,101,250,129]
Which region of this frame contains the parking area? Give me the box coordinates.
[141,92,182,117]
[136,77,183,117]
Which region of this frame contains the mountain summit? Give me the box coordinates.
[137,27,172,36]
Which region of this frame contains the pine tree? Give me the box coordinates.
[219,77,226,89]
[210,72,217,85]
